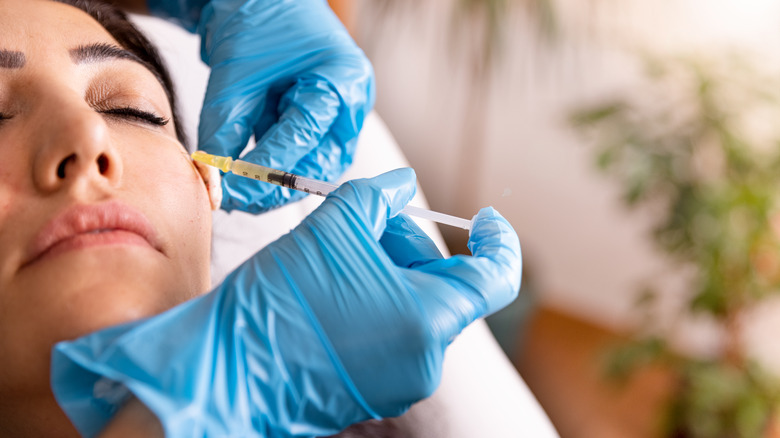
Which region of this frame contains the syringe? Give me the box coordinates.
[191,151,473,231]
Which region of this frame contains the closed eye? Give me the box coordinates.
[98,107,169,127]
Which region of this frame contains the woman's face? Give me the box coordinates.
[0,0,213,394]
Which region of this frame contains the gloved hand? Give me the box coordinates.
[51,169,521,437]
[148,0,374,213]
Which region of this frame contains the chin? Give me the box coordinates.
[0,253,198,394]
[19,249,197,337]
[53,280,182,341]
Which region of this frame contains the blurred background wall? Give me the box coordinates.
[340,0,780,371]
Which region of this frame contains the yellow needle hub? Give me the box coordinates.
[191,151,233,173]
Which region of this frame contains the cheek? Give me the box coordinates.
[150,156,211,229]
[0,187,12,221]
[0,154,28,220]
[165,180,213,296]
[123,147,213,292]
[0,160,32,283]
[120,134,209,211]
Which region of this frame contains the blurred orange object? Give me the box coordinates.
[328,0,354,35]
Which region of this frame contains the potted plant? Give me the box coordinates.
[572,54,780,437]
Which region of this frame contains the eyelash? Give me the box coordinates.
[99,107,169,127]
[0,108,169,127]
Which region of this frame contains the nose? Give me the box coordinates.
[33,104,122,194]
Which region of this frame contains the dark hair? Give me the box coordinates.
[54,0,189,147]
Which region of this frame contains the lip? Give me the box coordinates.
[23,202,162,267]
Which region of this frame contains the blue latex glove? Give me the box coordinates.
[51,169,521,437]
[148,0,375,213]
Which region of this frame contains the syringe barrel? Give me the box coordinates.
[290,176,339,197]
[232,160,339,197]
[229,158,472,231]
[231,159,276,183]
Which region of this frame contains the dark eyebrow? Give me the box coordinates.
[69,43,146,67]
[0,44,145,70]
[0,50,25,69]
[69,42,165,88]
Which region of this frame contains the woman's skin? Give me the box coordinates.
[0,0,217,435]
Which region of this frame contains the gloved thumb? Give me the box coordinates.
[327,168,417,240]
[409,207,522,341]
[467,207,522,315]
[197,68,268,159]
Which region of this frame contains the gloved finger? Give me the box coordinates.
[197,74,268,159]
[192,159,223,210]
[244,77,341,173]
[328,168,417,240]
[414,207,521,325]
[215,80,342,213]
[380,214,443,269]
[289,132,356,188]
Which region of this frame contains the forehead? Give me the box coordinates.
[0,0,118,56]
